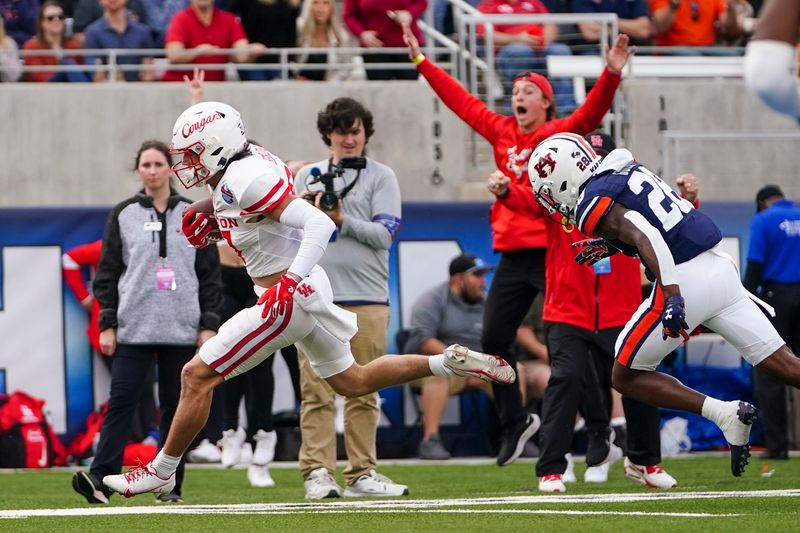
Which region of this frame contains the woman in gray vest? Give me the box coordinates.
[72,140,222,505]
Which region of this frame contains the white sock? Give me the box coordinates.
[701,397,730,427]
[152,450,181,478]
[428,354,455,377]
[610,417,626,427]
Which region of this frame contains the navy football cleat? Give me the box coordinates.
[729,401,758,477]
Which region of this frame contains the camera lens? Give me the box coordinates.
[320,191,338,211]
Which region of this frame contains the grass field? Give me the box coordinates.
[1,454,799,532]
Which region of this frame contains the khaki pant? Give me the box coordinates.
[299,304,389,483]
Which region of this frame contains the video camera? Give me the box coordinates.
[304,156,367,211]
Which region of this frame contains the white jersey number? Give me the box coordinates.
[627,167,691,232]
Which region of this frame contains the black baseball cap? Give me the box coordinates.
[449,253,493,276]
[584,131,616,157]
[756,185,784,212]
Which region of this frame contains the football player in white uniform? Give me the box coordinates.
[102,101,516,498]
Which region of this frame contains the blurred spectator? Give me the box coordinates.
[22,0,90,82]
[62,240,104,354]
[722,0,755,46]
[745,185,800,460]
[571,0,652,49]
[295,0,365,81]
[161,0,265,82]
[71,140,222,505]
[344,0,425,80]
[83,0,155,82]
[0,14,22,80]
[227,0,300,81]
[138,0,188,47]
[477,0,576,113]
[404,253,495,460]
[434,0,489,35]
[71,0,146,34]
[0,0,39,47]
[650,0,740,52]
[62,239,159,447]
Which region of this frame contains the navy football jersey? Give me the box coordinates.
[575,163,721,265]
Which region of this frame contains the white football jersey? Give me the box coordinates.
[211,145,302,278]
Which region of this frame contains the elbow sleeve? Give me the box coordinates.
[745,40,800,119]
[279,199,335,278]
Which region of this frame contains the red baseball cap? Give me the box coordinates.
[513,72,554,101]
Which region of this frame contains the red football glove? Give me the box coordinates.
[182,207,212,248]
[572,238,620,266]
[258,274,300,320]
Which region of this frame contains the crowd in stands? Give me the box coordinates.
[0,0,765,83]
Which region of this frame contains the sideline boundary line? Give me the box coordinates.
[2,489,798,519]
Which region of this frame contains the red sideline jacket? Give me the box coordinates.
[499,183,641,330]
[62,240,103,353]
[417,58,621,252]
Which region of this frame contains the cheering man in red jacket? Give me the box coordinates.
[400,22,634,466]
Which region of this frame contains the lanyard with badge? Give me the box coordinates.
[145,214,177,291]
[593,257,612,275]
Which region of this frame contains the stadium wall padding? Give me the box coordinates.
[0,201,759,452]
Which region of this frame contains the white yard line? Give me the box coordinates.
[1,489,797,519]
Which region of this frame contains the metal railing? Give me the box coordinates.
[4,46,456,82]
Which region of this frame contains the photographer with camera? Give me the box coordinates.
[294,97,405,499]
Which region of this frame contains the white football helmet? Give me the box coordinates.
[170,101,247,188]
[528,133,602,223]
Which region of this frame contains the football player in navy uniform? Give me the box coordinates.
[528,132,800,477]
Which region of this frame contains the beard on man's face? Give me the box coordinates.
[458,286,483,305]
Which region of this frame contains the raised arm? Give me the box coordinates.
[400,22,502,142]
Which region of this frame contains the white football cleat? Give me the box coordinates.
[538,473,566,493]
[624,458,678,489]
[584,441,624,483]
[443,344,516,384]
[186,438,221,464]
[103,462,175,498]
[562,453,577,483]
[247,464,276,488]
[220,427,245,468]
[251,429,277,466]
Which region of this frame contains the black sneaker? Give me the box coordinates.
[586,427,612,467]
[72,471,113,504]
[155,491,184,503]
[496,413,541,466]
